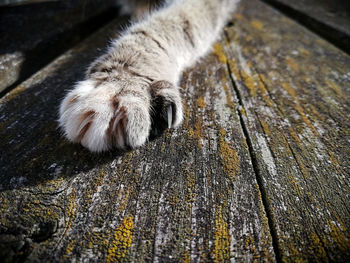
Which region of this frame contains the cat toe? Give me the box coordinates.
[108,98,151,149]
[150,80,183,137]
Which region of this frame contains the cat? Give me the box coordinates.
[59,0,239,152]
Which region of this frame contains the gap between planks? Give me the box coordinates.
[260,0,350,55]
[223,30,283,263]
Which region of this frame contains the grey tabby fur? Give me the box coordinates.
[59,0,240,152]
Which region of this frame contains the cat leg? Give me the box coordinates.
[59,0,239,152]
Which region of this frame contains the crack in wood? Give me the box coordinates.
[225,57,283,263]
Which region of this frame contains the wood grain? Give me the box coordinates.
[0,7,274,262]
[224,0,350,261]
[1,0,349,261]
[0,0,117,93]
[262,0,350,53]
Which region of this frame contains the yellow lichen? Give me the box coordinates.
[308,104,324,122]
[259,119,271,137]
[294,154,310,178]
[244,235,258,255]
[288,127,302,145]
[280,83,318,136]
[325,80,343,97]
[221,76,235,110]
[280,131,293,152]
[242,70,272,106]
[251,20,263,30]
[212,206,231,263]
[257,79,273,107]
[212,43,227,64]
[328,220,350,253]
[245,35,253,42]
[160,141,166,152]
[197,96,206,109]
[188,127,195,138]
[287,243,307,263]
[228,59,241,81]
[285,57,299,72]
[114,155,139,212]
[183,251,191,263]
[294,104,318,135]
[327,150,339,167]
[308,233,328,261]
[219,128,240,182]
[255,184,275,261]
[65,240,75,255]
[241,70,257,97]
[259,73,266,83]
[281,83,297,99]
[64,189,77,236]
[235,13,243,20]
[246,61,253,69]
[37,176,65,193]
[240,107,246,117]
[194,115,204,148]
[298,47,310,57]
[167,193,180,206]
[183,103,190,129]
[286,173,302,196]
[106,215,134,263]
[83,170,107,209]
[117,188,131,212]
[3,85,26,102]
[185,169,196,204]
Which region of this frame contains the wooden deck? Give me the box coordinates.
[0,0,349,262]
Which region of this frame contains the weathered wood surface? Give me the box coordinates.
[265,0,350,36]
[0,0,117,93]
[0,5,274,263]
[263,0,350,53]
[0,0,349,262]
[224,0,350,261]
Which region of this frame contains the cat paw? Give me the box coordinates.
[59,79,183,152]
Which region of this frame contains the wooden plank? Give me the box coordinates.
[224,0,350,261]
[262,0,350,54]
[0,14,275,263]
[264,0,350,36]
[0,1,59,6]
[0,0,117,94]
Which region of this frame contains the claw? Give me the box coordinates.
[78,111,95,134]
[167,105,173,128]
[116,123,125,148]
[112,110,125,132]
